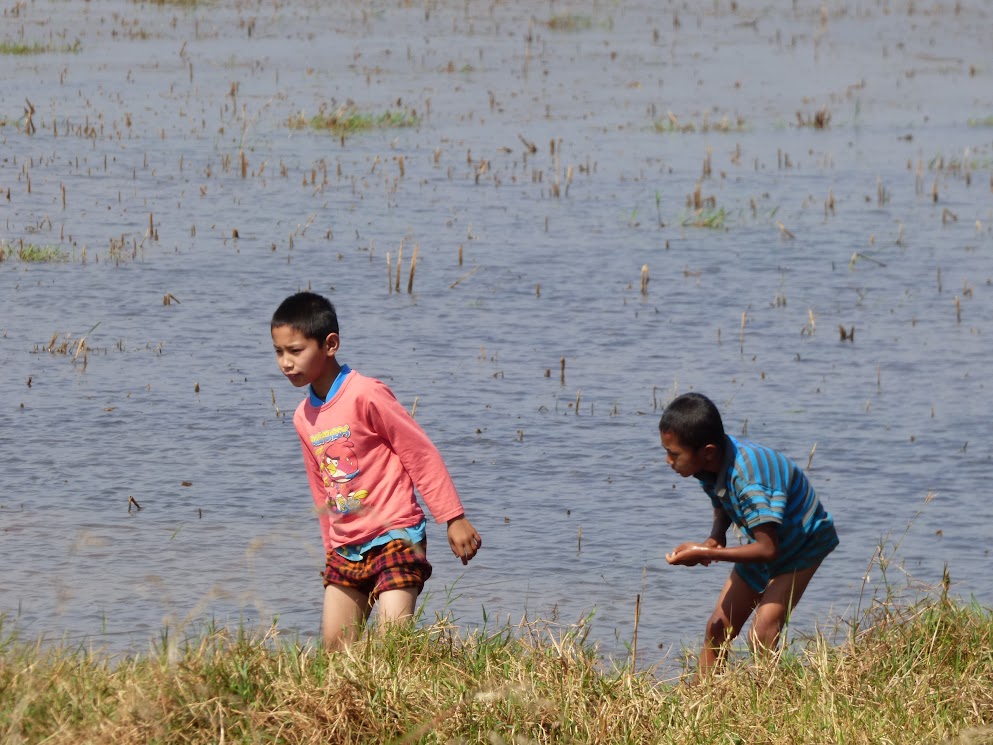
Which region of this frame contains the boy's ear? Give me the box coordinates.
[323,332,340,355]
[701,442,722,469]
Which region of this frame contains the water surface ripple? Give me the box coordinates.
[1,0,991,669]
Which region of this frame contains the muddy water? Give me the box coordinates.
[1,0,992,670]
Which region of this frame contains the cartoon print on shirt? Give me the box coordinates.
[316,435,368,514]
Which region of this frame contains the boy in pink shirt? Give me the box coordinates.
[271,292,482,649]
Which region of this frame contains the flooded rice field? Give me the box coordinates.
[2,0,992,669]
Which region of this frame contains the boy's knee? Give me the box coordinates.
[322,626,350,651]
[705,612,737,645]
[748,616,783,651]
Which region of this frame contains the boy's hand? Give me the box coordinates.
[447,515,482,565]
[666,541,714,567]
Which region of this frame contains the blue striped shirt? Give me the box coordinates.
[698,435,837,566]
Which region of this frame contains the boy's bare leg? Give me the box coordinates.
[748,562,820,655]
[696,571,761,682]
[375,587,419,631]
[322,584,371,650]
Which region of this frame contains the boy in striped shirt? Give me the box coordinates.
[659,392,838,682]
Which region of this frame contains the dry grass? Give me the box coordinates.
[796,108,831,128]
[2,586,992,744]
[655,112,747,133]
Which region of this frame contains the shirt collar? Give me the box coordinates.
[309,364,351,406]
[710,435,737,499]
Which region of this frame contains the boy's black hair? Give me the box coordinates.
[271,292,339,341]
[658,392,725,450]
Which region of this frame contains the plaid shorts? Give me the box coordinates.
[323,538,432,599]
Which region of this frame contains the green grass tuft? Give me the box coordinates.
[546,15,594,31]
[139,0,202,6]
[0,39,81,55]
[288,103,420,135]
[680,207,728,229]
[0,243,71,262]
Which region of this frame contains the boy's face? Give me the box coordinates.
[660,430,715,479]
[271,325,340,391]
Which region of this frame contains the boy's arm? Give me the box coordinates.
[706,508,731,547]
[366,383,466,523]
[667,523,779,567]
[363,379,483,563]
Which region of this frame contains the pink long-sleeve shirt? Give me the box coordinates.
[293,369,465,553]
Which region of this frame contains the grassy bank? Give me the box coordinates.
[2,591,992,744]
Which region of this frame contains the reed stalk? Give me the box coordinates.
[407,244,418,294]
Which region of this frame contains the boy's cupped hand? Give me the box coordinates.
[447,515,482,565]
[665,542,713,567]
